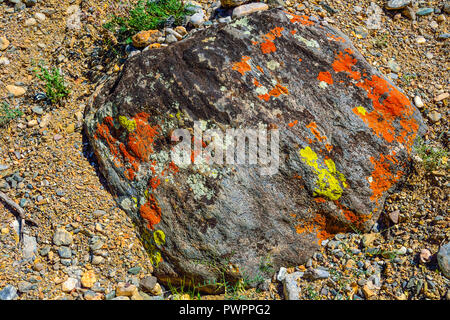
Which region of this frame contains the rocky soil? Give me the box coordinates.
[0,0,448,300]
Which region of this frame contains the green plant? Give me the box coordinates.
[104,0,192,43]
[35,65,70,104]
[401,73,417,86]
[414,137,449,171]
[0,102,23,127]
[373,34,388,49]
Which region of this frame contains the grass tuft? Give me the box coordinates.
[104,0,192,43]
[0,102,23,128]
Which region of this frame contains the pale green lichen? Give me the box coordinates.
[266,60,280,70]
[187,174,215,200]
[294,34,320,48]
[318,81,328,89]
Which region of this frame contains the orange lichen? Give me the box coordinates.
[260,40,277,54]
[260,27,285,54]
[287,12,315,26]
[317,71,333,85]
[258,83,289,101]
[288,120,298,127]
[327,33,346,43]
[368,154,404,202]
[306,122,327,142]
[127,113,159,161]
[295,212,349,244]
[332,51,361,81]
[253,78,262,87]
[140,194,161,230]
[351,74,418,147]
[330,48,419,203]
[258,93,270,101]
[232,56,252,76]
[269,83,289,97]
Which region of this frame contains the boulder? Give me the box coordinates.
[84,9,425,289]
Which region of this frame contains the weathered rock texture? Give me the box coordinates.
[84,9,425,289]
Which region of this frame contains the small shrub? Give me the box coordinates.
[104,0,192,43]
[35,65,70,105]
[0,102,23,127]
[414,137,448,172]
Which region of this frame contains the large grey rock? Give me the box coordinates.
[84,9,425,290]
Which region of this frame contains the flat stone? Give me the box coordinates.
[81,270,97,288]
[6,85,26,97]
[387,59,401,73]
[437,33,450,40]
[283,272,303,300]
[22,234,37,259]
[428,111,442,122]
[386,0,411,10]
[25,18,37,26]
[34,12,46,21]
[416,36,427,44]
[17,281,33,293]
[0,285,18,300]
[303,268,330,280]
[437,242,450,279]
[53,228,73,246]
[116,282,138,297]
[434,92,449,101]
[189,12,205,27]
[414,96,424,108]
[58,246,72,259]
[61,278,78,292]
[132,30,163,48]
[221,0,247,8]
[139,276,158,292]
[416,8,434,16]
[0,36,10,51]
[232,3,269,18]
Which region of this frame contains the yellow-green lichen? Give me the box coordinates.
[355,106,367,115]
[153,229,166,246]
[118,115,136,132]
[299,146,347,200]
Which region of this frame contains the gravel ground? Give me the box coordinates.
[0,0,448,300]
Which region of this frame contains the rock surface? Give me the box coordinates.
[84,9,425,289]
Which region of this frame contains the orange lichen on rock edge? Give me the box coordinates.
[286,12,315,26]
[368,154,404,202]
